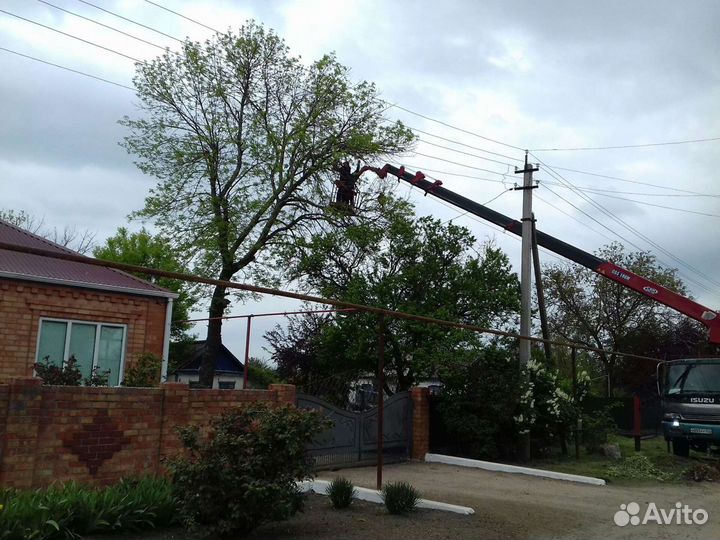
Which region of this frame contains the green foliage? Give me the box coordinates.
[34,356,82,386]
[606,455,671,481]
[122,353,163,388]
[121,21,414,386]
[542,242,699,395]
[326,477,356,509]
[0,476,176,540]
[93,227,195,340]
[582,406,618,454]
[271,208,521,393]
[247,357,281,388]
[83,366,110,387]
[438,345,520,459]
[381,482,420,515]
[167,403,329,537]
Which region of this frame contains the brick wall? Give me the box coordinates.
[0,279,168,382]
[0,378,292,489]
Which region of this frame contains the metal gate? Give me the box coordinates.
[297,391,412,467]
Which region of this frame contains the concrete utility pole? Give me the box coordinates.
[514,153,539,366]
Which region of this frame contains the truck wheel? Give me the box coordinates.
[672,439,690,458]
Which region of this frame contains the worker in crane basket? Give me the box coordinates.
[334,160,358,207]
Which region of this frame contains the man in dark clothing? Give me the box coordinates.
[335,161,356,206]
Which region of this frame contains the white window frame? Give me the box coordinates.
[35,317,128,386]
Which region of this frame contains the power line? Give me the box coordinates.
[0,8,140,62]
[412,151,511,178]
[442,188,512,225]
[535,155,720,292]
[543,165,719,197]
[532,136,720,152]
[0,46,135,90]
[571,191,720,218]
[143,0,220,33]
[534,193,616,245]
[36,0,168,51]
[408,126,524,162]
[418,138,518,168]
[77,0,183,43]
[388,102,525,151]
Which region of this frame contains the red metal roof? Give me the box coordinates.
[0,220,176,298]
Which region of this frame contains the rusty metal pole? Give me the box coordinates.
[571,346,580,460]
[633,395,642,451]
[376,313,385,491]
[243,315,252,389]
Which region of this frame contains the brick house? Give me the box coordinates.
[0,219,177,385]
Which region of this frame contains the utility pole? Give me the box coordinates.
[514,153,539,367]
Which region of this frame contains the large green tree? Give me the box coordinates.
[93,227,196,340]
[121,23,413,386]
[271,204,521,394]
[541,241,699,395]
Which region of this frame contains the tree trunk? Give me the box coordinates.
[199,284,227,388]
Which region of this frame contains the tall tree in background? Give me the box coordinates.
[273,204,521,393]
[0,209,95,254]
[121,23,414,386]
[541,241,696,395]
[93,227,196,340]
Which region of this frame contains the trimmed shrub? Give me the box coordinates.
[0,476,176,540]
[34,355,82,386]
[122,352,162,387]
[326,477,356,509]
[381,482,420,515]
[167,403,329,538]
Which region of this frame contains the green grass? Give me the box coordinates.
[532,435,716,484]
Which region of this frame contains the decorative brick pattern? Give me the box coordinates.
[0,379,290,488]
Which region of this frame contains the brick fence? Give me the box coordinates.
[0,378,429,489]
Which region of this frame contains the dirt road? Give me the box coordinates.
[320,462,719,539]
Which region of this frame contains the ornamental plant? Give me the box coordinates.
[326,477,356,509]
[122,352,162,387]
[381,482,420,515]
[33,355,82,386]
[167,403,329,537]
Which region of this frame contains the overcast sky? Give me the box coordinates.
[2,0,719,360]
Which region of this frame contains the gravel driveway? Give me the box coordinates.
[319,461,719,539]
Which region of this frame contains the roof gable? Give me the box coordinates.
[0,220,176,298]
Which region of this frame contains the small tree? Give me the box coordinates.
[167,403,328,537]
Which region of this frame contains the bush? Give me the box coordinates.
[122,352,163,387]
[582,406,618,454]
[167,403,329,537]
[381,482,420,515]
[0,476,176,540]
[34,355,82,386]
[326,477,356,509]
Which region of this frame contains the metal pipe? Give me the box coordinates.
[376,313,385,491]
[0,242,664,364]
[243,315,252,389]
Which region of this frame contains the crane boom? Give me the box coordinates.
[362,163,720,343]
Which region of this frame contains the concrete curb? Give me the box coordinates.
[298,479,475,515]
[425,453,606,486]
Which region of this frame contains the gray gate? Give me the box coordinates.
[297,391,412,467]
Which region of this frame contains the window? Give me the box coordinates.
[36,319,126,386]
[218,380,236,390]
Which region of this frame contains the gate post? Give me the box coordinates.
[411,387,429,460]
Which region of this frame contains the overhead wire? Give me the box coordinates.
[143,0,220,33]
[77,0,183,42]
[0,8,141,62]
[0,46,135,90]
[36,0,168,51]
[531,136,720,152]
[534,154,720,292]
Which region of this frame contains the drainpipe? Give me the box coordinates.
[161,297,174,382]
